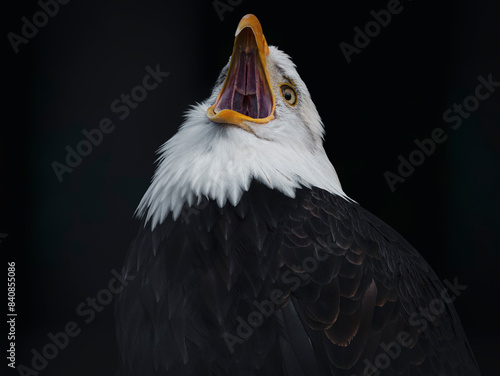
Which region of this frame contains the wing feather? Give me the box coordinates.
[278,187,481,375]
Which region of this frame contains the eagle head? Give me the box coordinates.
[137,14,347,228]
[206,14,324,149]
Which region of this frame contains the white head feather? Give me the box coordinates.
[137,46,349,229]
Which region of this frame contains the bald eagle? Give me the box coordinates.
[115,14,480,376]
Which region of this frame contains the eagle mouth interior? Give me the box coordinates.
[213,28,274,120]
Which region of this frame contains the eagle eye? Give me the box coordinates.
[280,84,297,106]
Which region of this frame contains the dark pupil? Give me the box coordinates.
[284,91,292,101]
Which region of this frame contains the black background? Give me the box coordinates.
[2,0,499,375]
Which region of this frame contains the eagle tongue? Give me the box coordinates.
[232,49,259,118]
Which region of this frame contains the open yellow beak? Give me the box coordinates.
[206,14,275,131]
